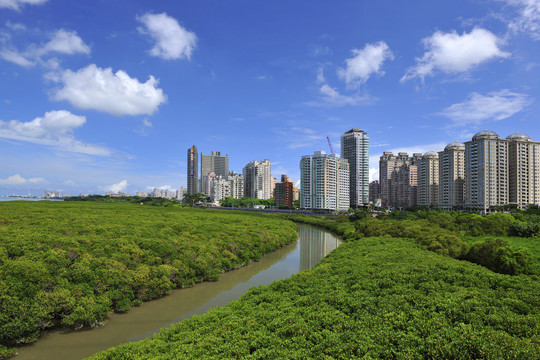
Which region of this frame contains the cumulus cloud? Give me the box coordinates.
[0,174,45,185]
[0,110,114,156]
[109,180,128,193]
[39,29,91,56]
[437,90,530,126]
[401,28,510,82]
[137,12,197,60]
[49,64,167,116]
[0,0,47,11]
[503,0,540,40]
[0,29,89,67]
[337,41,394,87]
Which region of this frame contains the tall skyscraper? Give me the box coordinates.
[507,132,540,209]
[465,130,508,211]
[200,151,229,195]
[243,159,272,199]
[187,145,198,195]
[300,151,349,211]
[417,151,439,207]
[340,129,369,208]
[438,141,465,209]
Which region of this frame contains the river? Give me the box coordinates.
[14,224,341,360]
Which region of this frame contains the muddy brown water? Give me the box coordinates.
[14,225,341,359]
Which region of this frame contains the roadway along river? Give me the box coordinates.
[15,225,341,360]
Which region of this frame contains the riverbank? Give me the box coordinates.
[91,235,539,359]
[14,225,341,360]
[0,202,298,358]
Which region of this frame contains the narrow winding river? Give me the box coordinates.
[15,225,341,360]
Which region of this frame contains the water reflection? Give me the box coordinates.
[15,224,341,360]
[299,226,341,271]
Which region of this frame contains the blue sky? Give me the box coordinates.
[0,0,538,195]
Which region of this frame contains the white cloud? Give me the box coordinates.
[316,66,326,83]
[0,0,47,11]
[337,41,394,87]
[0,48,34,67]
[437,90,530,126]
[369,168,378,182]
[137,12,197,60]
[109,180,128,193]
[309,84,371,107]
[503,0,540,40]
[0,29,89,67]
[0,174,45,185]
[143,118,153,127]
[5,21,26,31]
[39,29,91,56]
[0,110,114,156]
[50,64,167,116]
[401,28,510,82]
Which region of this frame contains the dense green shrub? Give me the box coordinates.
[463,238,534,275]
[354,218,468,258]
[510,219,540,237]
[91,237,539,360]
[0,202,297,352]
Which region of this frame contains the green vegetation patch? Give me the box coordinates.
[0,202,297,352]
[92,237,539,359]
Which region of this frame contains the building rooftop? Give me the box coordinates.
[472,129,500,140]
[506,132,532,141]
[444,141,465,151]
[424,151,439,158]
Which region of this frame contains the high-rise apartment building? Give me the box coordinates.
[507,133,540,209]
[392,162,418,208]
[270,176,278,198]
[465,130,508,210]
[200,151,229,195]
[300,151,350,211]
[243,159,272,199]
[209,171,245,203]
[187,145,198,195]
[439,142,465,209]
[417,151,439,207]
[380,152,421,208]
[274,174,294,208]
[340,129,369,208]
[379,152,410,207]
[369,180,380,204]
[227,171,245,199]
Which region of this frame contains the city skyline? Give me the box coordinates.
[0,1,538,196]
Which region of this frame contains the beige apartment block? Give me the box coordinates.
[438,142,465,209]
[417,151,439,207]
[507,133,540,209]
[465,130,508,211]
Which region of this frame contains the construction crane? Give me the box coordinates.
[326,136,335,154]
